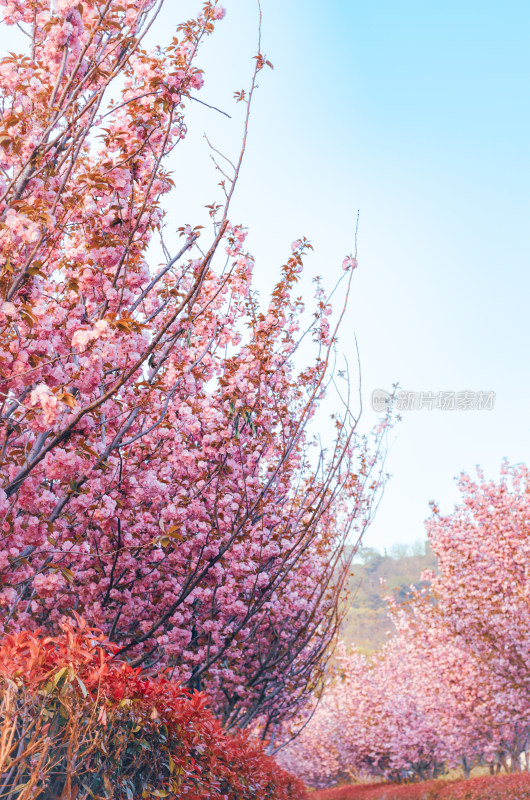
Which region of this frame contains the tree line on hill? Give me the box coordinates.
[341,541,438,653]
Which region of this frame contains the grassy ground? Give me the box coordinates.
[310,772,530,800]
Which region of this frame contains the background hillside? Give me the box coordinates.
[341,541,438,653]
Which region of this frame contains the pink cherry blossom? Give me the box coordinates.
[342,255,357,271]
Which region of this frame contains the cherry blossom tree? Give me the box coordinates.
[0,0,387,734]
[426,463,530,770]
[281,463,530,784]
[278,621,482,785]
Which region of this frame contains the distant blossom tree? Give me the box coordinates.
[280,463,530,781]
[278,610,488,785]
[425,463,530,768]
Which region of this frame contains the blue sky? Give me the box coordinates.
[3,1,529,550]
[155,0,529,550]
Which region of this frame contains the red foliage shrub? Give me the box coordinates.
[0,619,306,800]
[311,774,530,800]
[309,785,395,800]
[436,774,530,799]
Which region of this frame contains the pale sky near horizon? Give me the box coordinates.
[2,1,529,551]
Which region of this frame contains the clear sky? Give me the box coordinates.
[3,1,529,550]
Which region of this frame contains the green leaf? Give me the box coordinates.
[52,666,67,687]
[76,675,88,697]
